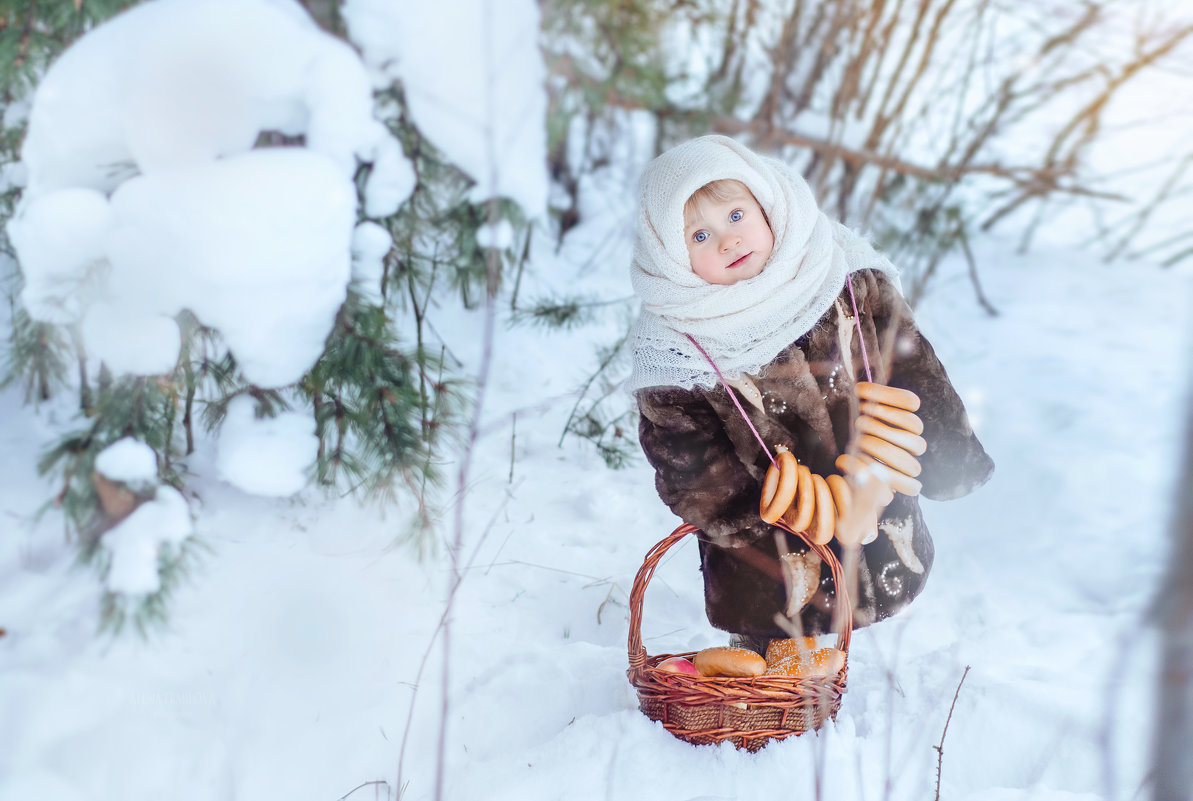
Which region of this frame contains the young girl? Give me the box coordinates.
[629,135,993,644]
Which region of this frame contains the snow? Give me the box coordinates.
[361,135,416,219]
[342,0,549,215]
[18,0,384,193]
[7,0,409,388]
[80,302,181,377]
[94,438,158,485]
[215,395,317,497]
[102,149,355,387]
[476,219,516,250]
[351,221,392,305]
[2,1,1193,800]
[2,232,1189,800]
[102,487,193,595]
[6,187,110,324]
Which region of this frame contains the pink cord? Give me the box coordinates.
[685,334,778,469]
[845,274,873,383]
[687,273,872,468]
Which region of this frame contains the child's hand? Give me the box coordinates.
[855,382,921,415]
[836,452,919,497]
[857,409,926,453]
[832,464,893,547]
[841,382,927,498]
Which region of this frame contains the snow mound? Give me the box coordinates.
[102,149,355,387]
[350,221,393,305]
[7,0,415,388]
[215,395,317,497]
[19,0,389,193]
[94,438,158,485]
[102,486,193,595]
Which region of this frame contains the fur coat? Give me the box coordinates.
[636,269,994,637]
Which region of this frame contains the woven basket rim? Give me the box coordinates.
[629,668,848,708]
[627,522,853,686]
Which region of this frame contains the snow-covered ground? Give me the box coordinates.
[3,1,1193,799]
[2,224,1191,800]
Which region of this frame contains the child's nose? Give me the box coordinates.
[719,233,741,252]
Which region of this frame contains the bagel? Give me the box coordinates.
[693,646,767,678]
[857,413,927,456]
[826,474,863,546]
[825,474,852,519]
[836,452,922,497]
[857,433,923,478]
[783,463,816,533]
[856,381,920,412]
[807,473,835,545]
[859,400,924,436]
[760,449,799,523]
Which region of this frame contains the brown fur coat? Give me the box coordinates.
[636,269,994,637]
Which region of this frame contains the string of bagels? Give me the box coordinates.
[686,276,926,549]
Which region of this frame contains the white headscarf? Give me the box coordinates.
[627,134,900,393]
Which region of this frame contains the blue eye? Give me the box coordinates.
[693,231,708,243]
[730,209,744,222]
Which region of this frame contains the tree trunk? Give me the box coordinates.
[1153,378,1193,800]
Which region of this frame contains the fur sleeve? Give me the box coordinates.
[636,387,773,547]
[861,270,995,500]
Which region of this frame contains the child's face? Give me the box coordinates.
[683,183,774,285]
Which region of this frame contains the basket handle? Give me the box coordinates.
[627,522,853,671]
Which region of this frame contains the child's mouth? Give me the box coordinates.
[727,253,752,270]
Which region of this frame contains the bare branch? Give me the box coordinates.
[720,117,1129,202]
[934,665,972,801]
[1105,152,1193,263]
[958,226,999,317]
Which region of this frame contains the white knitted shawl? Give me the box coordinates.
[627,134,901,393]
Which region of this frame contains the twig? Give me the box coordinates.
[396,492,511,797]
[557,329,629,448]
[476,390,576,439]
[725,117,1124,203]
[595,581,627,625]
[469,558,610,582]
[337,779,390,801]
[508,412,516,484]
[813,684,829,801]
[933,664,971,801]
[1104,152,1193,263]
[508,225,532,312]
[434,5,502,795]
[957,227,998,317]
[867,618,910,801]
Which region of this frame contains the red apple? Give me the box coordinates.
[657,656,701,676]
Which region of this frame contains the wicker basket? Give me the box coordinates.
[626,522,852,751]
